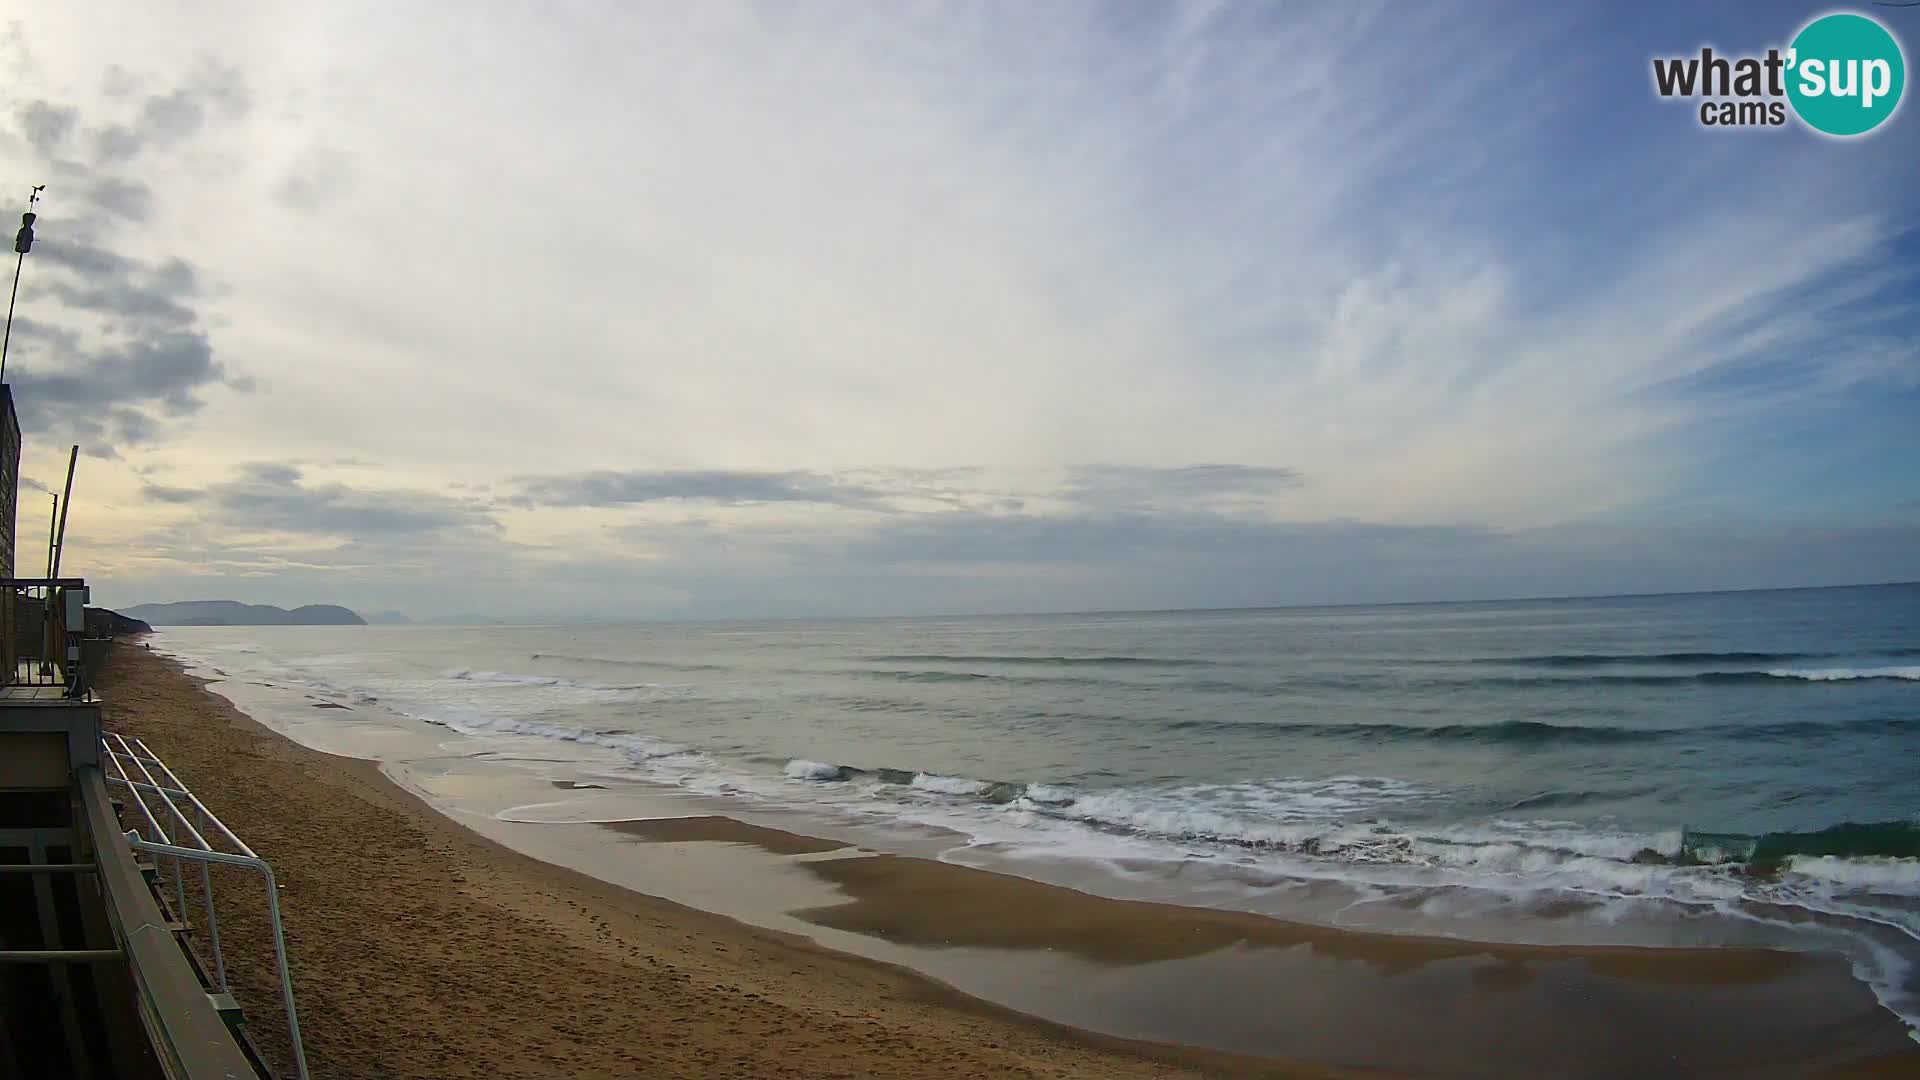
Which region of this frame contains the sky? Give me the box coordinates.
[0,1,1916,621]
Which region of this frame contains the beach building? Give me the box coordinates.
[0,373,302,1073]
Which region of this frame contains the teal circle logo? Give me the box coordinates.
[1787,13,1905,136]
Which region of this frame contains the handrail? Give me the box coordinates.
[102,731,309,1080]
[0,948,124,962]
[76,768,259,1080]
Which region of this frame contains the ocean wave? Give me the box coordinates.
[909,772,993,796]
[1784,855,1920,889]
[1158,716,1665,744]
[425,712,696,765]
[529,652,732,673]
[846,664,1919,696]
[1032,795,1920,902]
[1500,788,1638,811]
[1481,668,1920,687]
[1331,719,1665,745]
[444,668,677,693]
[861,653,1214,668]
[1768,666,1920,683]
[866,669,1009,684]
[447,669,567,686]
[775,755,1920,888]
[782,760,1029,800]
[784,759,851,780]
[1457,648,1920,667]
[1677,821,1920,866]
[1156,715,1920,746]
[766,753,1919,1030]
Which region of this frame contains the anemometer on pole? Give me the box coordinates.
[1,185,46,386]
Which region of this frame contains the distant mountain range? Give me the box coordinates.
[121,601,368,627]
[85,608,153,636]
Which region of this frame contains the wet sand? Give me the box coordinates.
[99,645,1920,1078]
[603,816,1920,1076]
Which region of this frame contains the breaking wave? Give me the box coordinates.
[777,756,1920,887]
[862,653,1215,667]
[528,652,732,673]
[444,669,675,692]
[1480,668,1920,687]
[1153,714,1918,745]
[1458,648,1920,667]
[424,712,696,765]
[849,666,1920,694]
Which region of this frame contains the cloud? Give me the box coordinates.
[8,7,1918,619]
[127,501,1917,622]
[517,464,1308,515]
[275,145,355,213]
[1067,464,1305,511]
[836,508,1482,571]
[90,125,142,162]
[13,100,76,153]
[83,176,151,223]
[147,461,498,537]
[99,65,140,100]
[40,246,198,328]
[8,323,232,453]
[1,68,250,453]
[140,483,199,503]
[513,469,884,508]
[88,62,248,162]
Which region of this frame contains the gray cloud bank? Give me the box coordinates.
[100,462,1920,621]
[145,462,495,537]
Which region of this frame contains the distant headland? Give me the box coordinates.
[120,601,368,626]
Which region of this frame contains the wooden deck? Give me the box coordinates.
[1,681,81,704]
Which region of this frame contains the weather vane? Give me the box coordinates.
[3,184,46,385]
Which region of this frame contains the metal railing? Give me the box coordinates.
[2,576,91,696]
[102,731,309,1080]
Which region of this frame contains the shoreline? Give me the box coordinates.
[95,642,1328,1079]
[99,644,1920,1077]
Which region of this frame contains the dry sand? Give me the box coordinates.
[96,645,1920,1078]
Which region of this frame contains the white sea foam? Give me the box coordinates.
[1785,856,1920,892]
[784,759,847,780]
[1022,784,1079,806]
[1766,665,1920,682]
[910,773,991,796]
[430,712,694,765]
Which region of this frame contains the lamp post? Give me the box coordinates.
[1,185,45,386]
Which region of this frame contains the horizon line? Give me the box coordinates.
[124,578,1919,627]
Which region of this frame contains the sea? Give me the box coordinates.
[154,583,1920,1036]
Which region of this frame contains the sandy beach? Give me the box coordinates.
[96,644,1920,1079]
